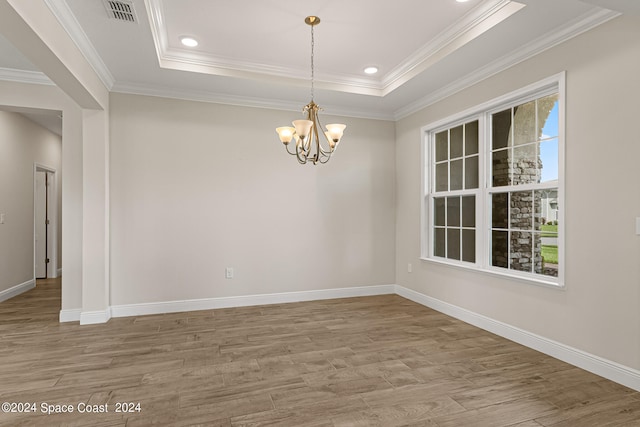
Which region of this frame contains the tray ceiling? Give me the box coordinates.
[0,0,628,120]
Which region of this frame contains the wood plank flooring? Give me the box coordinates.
[1,277,639,426]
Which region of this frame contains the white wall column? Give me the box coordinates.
[0,0,111,323]
[79,108,110,324]
[60,104,83,316]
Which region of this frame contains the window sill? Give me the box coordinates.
[419,256,565,290]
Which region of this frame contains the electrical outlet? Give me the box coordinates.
[408,263,412,273]
[0,213,4,224]
[225,267,234,279]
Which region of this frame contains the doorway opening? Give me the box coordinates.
[34,164,58,280]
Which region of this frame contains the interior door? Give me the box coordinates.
[35,171,48,279]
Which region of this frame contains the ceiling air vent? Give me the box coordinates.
[103,0,137,23]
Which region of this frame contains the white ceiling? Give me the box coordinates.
[0,0,635,128]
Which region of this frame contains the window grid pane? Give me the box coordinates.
[434,227,445,257]
[434,121,479,193]
[450,160,463,191]
[435,131,448,162]
[461,196,475,228]
[447,229,461,260]
[492,109,511,150]
[491,96,560,189]
[431,119,478,264]
[465,121,479,155]
[462,229,475,263]
[465,156,479,189]
[490,188,558,277]
[435,163,448,192]
[434,197,445,226]
[432,195,476,263]
[488,92,560,279]
[491,230,508,268]
[492,149,510,187]
[447,197,461,227]
[450,125,463,159]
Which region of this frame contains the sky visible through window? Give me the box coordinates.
[540,101,559,183]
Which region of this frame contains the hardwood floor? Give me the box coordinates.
[1,278,639,426]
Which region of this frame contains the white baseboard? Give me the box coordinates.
[111,284,395,318]
[395,285,640,392]
[59,308,81,322]
[62,308,112,324]
[0,279,35,303]
[80,308,112,325]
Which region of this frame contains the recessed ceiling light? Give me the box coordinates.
[364,66,379,75]
[456,0,470,2]
[180,36,198,47]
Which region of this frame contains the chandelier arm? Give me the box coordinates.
[305,106,315,154]
[317,127,333,155]
[296,142,308,164]
[314,124,322,164]
[318,153,332,164]
[313,114,335,155]
[284,143,299,156]
[318,145,334,156]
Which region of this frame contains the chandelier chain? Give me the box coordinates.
[310,23,315,101]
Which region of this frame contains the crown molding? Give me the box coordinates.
[145,0,383,96]
[578,0,640,14]
[145,0,523,98]
[382,0,525,95]
[115,6,618,123]
[111,81,395,121]
[393,8,620,120]
[157,52,385,97]
[43,0,115,90]
[0,67,53,85]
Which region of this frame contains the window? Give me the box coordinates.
[490,94,559,278]
[432,120,479,263]
[423,74,563,286]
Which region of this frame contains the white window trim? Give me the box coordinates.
[420,72,566,288]
[426,117,483,266]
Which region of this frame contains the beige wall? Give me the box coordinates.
[0,110,62,292]
[109,93,396,305]
[395,15,640,369]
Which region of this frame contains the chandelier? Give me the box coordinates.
[275,16,346,165]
